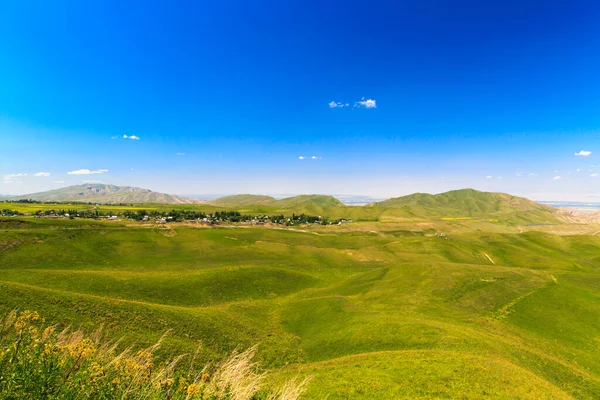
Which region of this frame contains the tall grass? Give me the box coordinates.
[0,310,307,399]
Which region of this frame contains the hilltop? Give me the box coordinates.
[4,184,202,205]
[209,194,276,206]
[370,188,555,218]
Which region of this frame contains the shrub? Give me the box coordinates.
[0,310,309,399]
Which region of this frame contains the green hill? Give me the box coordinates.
[208,194,344,209]
[209,194,276,206]
[5,184,201,204]
[371,188,555,219]
[274,195,344,208]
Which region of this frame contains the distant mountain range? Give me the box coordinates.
[2,184,203,204]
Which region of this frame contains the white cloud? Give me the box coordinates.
[176,152,185,156]
[328,101,348,108]
[3,180,13,184]
[34,172,51,177]
[552,176,562,180]
[576,168,581,172]
[67,169,109,175]
[515,172,524,176]
[4,173,27,179]
[355,97,377,109]
[298,156,305,160]
[485,176,492,179]
[574,150,591,156]
[123,135,140,140]
[529,173,539,176]
[330,97,376,109]
[592,173,598,177]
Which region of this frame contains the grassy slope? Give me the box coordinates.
[209,194,277,206]
[371,188,557,220]
[1,214,598,398]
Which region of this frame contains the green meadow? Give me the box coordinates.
[1,191,599,398]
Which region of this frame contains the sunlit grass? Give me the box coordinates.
[0,310,307,399]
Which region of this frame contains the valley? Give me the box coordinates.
[1,188,600,398]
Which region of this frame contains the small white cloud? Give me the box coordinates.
[552,176,562,180]
[329,101,347,108]
[67,169,109,175]
[515,172,524,176]
[329,101,350,108]
[4,173,27,179]
[3,180,13,184]
[355,97,377,109]
[298,156,305,160]
[485,176,493,179]
[529,173,539,176]
[123,135,140,140]
[111,135,120,139]
[576,168,581,172]
[592,173,598,177]
[574,150,591,156]
[497,176,503,179]
[34,172,51,177]
[176,152,185,156]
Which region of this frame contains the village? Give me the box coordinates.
[0,206,350,227]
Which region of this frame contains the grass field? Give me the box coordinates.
[1,213,600,398]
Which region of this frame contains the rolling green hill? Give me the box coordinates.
[370,188,556,219]
[5,184,201,204]
[209,194,277,206]
[273,194,344,208]
[203,189,559,224]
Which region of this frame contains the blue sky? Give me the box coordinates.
[1,0,599,201]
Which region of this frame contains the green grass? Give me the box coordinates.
[271,351,574,399]
[1,216,600,398]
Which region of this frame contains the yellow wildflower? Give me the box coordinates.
[42,326,55,341]
[14,311,41,333]
[187,383,203,396]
